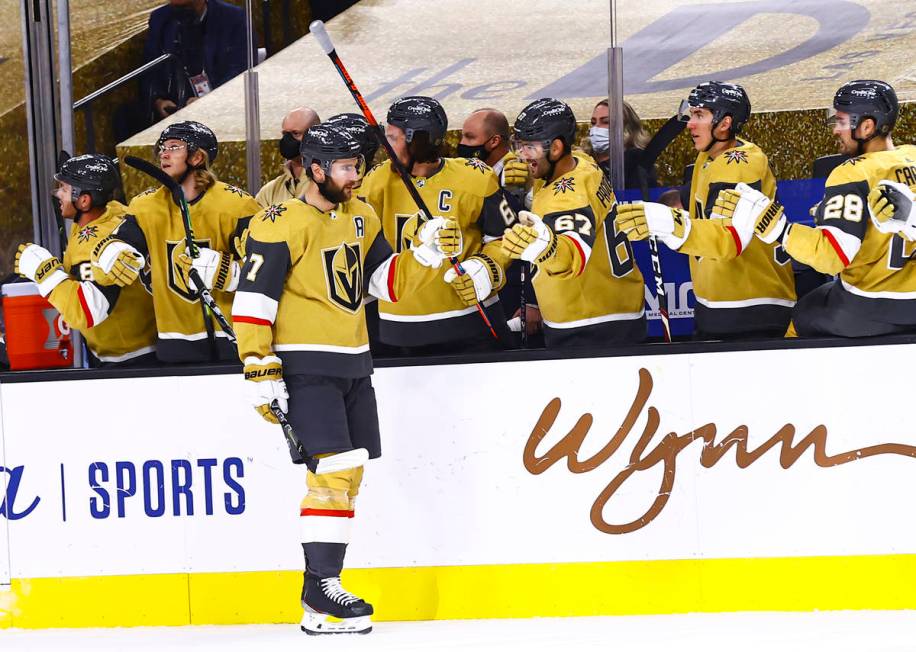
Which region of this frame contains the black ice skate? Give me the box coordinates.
[300,575,374,635]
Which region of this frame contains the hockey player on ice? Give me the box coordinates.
[232,123,459,635]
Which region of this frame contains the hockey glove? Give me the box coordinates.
[185,247,241,292]
[502,211,557,263]
[868,181,916,241]
[615,202,691,250]
[715,183,787,244]
[15,243,68,297]
[243,355,288,424]
[92,239,145,287]
[443,254,504,307]
[410,217,453,268]
[501,153,530,189]
[419,216,463,258]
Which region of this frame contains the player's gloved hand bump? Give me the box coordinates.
[419,216,462,258]
[868,181,916,240]
[502,211,556,263]
[234,226,250,260]
[716,183,786,244]
[443,254,503,307]
[92,240,145,287]
[243,355,288,424]
[185,247,240,292]
[616,202,690,250]
[15,243,68,297]
[410,216,450,268]
[501,152,529,189]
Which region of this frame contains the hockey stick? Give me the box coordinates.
[309,19,499,341]
[634,115,686,343]
[123,156,235,348]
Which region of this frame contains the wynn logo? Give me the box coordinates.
[524,368,916,535]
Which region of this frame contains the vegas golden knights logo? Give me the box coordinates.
[166,239,210,302]
[322,242,363,313]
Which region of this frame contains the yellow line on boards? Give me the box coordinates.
[2,554,916,628]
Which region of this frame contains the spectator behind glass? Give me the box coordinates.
[143,0,250,121]
[586,100,658,190]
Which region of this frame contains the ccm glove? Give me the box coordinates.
[443,254,504,307]
[243,355,288,424]
[616,202,691,250]
[92,239,145,287]
[502,211,557,263]
[714,183,787,244]
[868,181,916,241]
[15,243,68,297]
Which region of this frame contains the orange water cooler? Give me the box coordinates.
[1,282,72,370]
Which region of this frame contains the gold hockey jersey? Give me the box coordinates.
[358,157,517,346]
[47,202,156,365]
[685,140,796,335]
[784,144,916,319]
[529,158,645,346]
[117,181,259,362]
[233,197,433,377]
[255,165,311,208]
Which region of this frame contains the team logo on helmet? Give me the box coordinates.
[262,204,287,223]
[322,242,364,313]
[553,177,576,195]
[724,150,749,165]
[77,225,99,244]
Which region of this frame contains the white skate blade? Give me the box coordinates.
[300,609,372,635]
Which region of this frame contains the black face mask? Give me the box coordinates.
[456,141,491,161]
[279,132,301,161]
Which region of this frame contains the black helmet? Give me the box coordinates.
[386,96,448,145]
[687,81,751,136]
[156,120,219,163]
[513,98,577,146]
[54,154,120,207]
[300,124,364,173]
[833,80,898,136]
[324,113,380,163]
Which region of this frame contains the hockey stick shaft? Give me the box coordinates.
[310,20,499,341]
[123,156,236,344]
[271,399,305,462]
[635,115,686,344]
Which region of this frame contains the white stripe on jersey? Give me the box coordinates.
[543,308,645,329]
[694,296,796,309]
[232,290,278,323]
[379,295,499,322]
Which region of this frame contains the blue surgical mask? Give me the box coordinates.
[589,126,610,154]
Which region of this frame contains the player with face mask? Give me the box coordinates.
[232,124,457,635]
[617,82,796,339]
[716,80,916,337]
[15,154,156,366]
[502,98,646,347]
